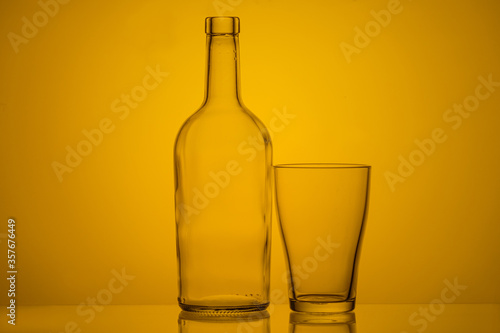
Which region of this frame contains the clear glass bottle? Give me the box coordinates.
[174,17,272,312]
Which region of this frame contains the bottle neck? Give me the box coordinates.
[203,34,242,106]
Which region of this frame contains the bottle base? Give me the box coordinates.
[179,302,269,313]
[290,297,355,313]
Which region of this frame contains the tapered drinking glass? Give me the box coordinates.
[274,163,370,313]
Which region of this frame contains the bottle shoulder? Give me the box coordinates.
[175,104,272,148]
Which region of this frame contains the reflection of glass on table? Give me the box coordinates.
[290,312,357,333]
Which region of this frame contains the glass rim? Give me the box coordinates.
[273,163,370,169]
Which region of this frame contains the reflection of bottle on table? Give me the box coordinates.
[178,310,270,333]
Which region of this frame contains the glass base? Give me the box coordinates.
[290,298,355,313]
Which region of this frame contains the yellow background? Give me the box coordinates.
[1,0,499,306]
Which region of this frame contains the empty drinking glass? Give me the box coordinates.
[274,163,370,312]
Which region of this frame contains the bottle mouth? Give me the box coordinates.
[206,17,240,35]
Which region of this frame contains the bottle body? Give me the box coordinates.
[174,17,272,312]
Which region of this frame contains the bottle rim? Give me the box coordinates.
[206,16,240,35]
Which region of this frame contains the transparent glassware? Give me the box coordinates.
[274,164,370,313]
[174,17,273,312]
[290,312,357,333]
[178,311,270,333]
